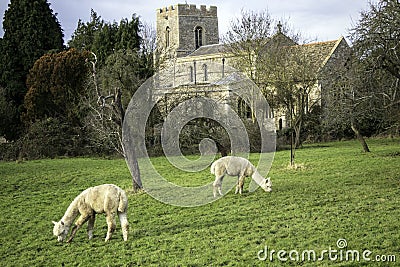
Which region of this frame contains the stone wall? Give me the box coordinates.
[319,37,351,108]
[156,4,219,59]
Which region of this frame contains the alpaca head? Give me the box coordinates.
[52,220,69,242]
[260,177,272,192]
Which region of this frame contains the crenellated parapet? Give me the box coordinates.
[157,4,217,18]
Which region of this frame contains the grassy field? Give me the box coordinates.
[0,138,399,266]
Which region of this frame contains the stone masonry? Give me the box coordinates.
[155,3,350,130]
[156,4,219,59]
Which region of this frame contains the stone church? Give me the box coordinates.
[154,3,350,130]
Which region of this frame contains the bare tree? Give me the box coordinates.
[323,0,400,153]
[224,10,319,165]
[222,9,277,82]
[87,53,124,153]
[140,22,158,76]
[86,52,142,190]
[258,38,320,165]
[323,55,374,152]
[349,0,400,135]
[351,0,400,80]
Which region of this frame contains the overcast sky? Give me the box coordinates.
[0,0,373,44]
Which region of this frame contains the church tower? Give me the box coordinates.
[156,4,219,60]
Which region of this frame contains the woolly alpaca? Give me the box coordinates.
[211,156,272,197]
[52,184,129,243]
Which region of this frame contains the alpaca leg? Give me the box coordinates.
[118,212,129,241]
[67,225,79,243]
[67,215,89,243]
[235,176,240,194]
[218,185,223,196]
[235,176,243,194]
[213,175,224,197]
[237,176,246,194]
[212,182,218,198]
[212,177,219,198]
[105,212,116,242]
[87,214,96,240]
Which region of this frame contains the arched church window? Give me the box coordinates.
[195,26,203,49]
[165,26,170,47]
[202,64,208,81]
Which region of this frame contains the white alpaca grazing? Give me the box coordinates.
[52,184,129,243]
[211,156,272,197]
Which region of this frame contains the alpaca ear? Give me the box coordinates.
[52,221,57,225]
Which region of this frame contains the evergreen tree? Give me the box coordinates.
[115,15,141,51]
[23,49,91,125]
[68,9,105,54]
[68,10,142,65]
[0,0,64,140]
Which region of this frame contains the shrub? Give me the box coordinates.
[18,118,85,160]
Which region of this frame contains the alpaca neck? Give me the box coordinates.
[61,197,80,226]
[251,170,265,185]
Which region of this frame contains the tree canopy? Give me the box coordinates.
[324,0,400,151]
[0,0,64,140]
[23,48,91,125]
[350,0,400,80]
[68,10,142,66]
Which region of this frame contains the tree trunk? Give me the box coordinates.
[215,140,228,157]
[289,99,295,166]
[131,164,142,191]
[290,129,295,166]
[351,118,370,152]
[122,125,143,191]
[294,119,302,149]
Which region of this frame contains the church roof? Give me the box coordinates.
[184,35,347,71]
[188,43,225,56]
[291,38,345,69]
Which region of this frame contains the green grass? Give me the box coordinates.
[0,138,399,266]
